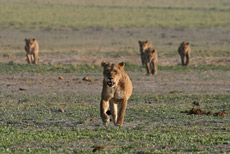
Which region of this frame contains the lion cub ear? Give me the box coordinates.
[186,42,190,45]
[24,38,28,42]
[101,61,107,67]
[152,49,156,53]
[118,62,125,68]
[32,38,36,41]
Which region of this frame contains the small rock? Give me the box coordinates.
[193,101,200,106]
[82,76,92,82]
[213,111,226,117]
[206,111,213,115]
[93,145,105,152]
[58,109,65,113]
[19,88,27,91]
[59,76,64,80]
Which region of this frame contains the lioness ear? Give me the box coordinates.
[119,62,125,68]
[32,38,36,41]
[138,40,141,44]
[24,38,28,42]
[145,40,148,43]
[152,49,156,53]
[186,42,190,45]
[101,61,106,67]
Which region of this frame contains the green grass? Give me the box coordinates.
[0,62,229,74]
[1,0,230,30]
[0,93,229,153]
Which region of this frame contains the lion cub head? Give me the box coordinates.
[101,62,125,88]
[180,41,190,52]
[25,38,36,50]
[138,40,152,51]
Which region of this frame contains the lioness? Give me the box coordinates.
[138,40,152,65]
[24,38,39,64]
[139,40,158,76]
[178,41,191,66]
[100,62,133,126]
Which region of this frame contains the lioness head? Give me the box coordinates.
[101,62,125,88]
[138,40,152,51]
[180,41,190,51]
[25,38,36,49]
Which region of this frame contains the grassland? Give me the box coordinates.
[0,83,230,153]
[0,0,230,153]
[0,62,230,153]
[1,62,230,74]
[0,0,230,30]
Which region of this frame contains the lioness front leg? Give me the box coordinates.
[116,98,127,126]
[109,101,118,125]
[100,100,110,126]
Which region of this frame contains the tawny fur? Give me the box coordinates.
[178,41,191,66]
[138,40,152,65]
[100,62,133,126]
[138,40,158,76]
[24,38,39,64]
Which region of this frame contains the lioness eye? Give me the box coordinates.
[114,70,117,73]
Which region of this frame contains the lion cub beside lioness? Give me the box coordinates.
[24,38,39,64]
[100,62,133,126]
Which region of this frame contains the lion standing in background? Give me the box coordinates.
[138,40,158,76]
[138,40,152,65]
[100,62,133,126]
[178,41,191,66]
[24,38,39,64]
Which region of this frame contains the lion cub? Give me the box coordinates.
[100,62,133,126]
[178,41,191,66]
[24,38,39,64]
[138,40,158,76]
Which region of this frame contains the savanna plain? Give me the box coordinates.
[0,0,230,153]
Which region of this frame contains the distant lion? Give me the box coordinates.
[139,40,158,76]
[178,41,191,66]
[138,40,152,65]
[24,38,39,64]
[100,61,133,126]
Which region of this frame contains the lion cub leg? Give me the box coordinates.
[151,61,158,75]
[141,52,145,65]
[26,54,32,64]
[180,54,185,65]
[33,52,38,64]
[185,53,190,65]
[145,62,151,76]
[109,101,118,125]
[100,100,110,126]
[116,99,127,126]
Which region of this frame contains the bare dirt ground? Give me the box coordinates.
[1,70,230,100]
